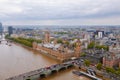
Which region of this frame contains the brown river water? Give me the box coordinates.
[0,40,89,80]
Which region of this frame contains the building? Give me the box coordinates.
[84,49,106,64]
[33,39,81,61]
[8,26,13,36]
[95,30,104,39]
[119,62,120,68]
[109,43,120,53]
[0,22,3,35]
[103,53,120,68]
[74,39,81,57]
[44,31,50,43]
[98,32,103,39]
[33,31,81,61]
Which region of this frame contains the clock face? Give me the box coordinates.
[77,43,81,46]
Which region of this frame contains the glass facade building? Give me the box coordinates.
[0,22,3,35]
[8,26,13,36]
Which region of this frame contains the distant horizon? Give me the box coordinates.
[2,24,120,26]
[0,0,120,25]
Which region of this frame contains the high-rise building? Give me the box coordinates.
[0,22,3,35]
[44,31,50,43]
[98,31,103,38]
[8,26,13,36]
[75,39,81,57]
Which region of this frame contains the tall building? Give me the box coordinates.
[44,31,50,43]
[96,30,104,39]
[98,32,103,38]
[8,26,13,36]
[75,39,81,57]
[0,22,3,35]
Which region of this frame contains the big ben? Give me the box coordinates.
[75,39,81,57]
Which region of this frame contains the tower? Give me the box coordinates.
[0,22,3,35]
[74,39,81,57]
[32,42,38,49]
[8,26,13,36]
[44,31,50,43]
[98,31,103,38]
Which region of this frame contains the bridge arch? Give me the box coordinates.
[67,64,73,69]
[40,74,46,78]
[26,79,31,80]
[58,67,66,71]
[51,70,57,74]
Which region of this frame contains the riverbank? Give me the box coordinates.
[0,40,58,80]
[2,40,104,80]
[8,40,61,63]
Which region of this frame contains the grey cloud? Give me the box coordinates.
[0,0,120,24]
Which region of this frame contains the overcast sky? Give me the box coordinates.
[0,0,120,25]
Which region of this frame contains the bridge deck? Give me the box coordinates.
[6,62,73,80]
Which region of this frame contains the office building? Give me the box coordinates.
[98,32,103,38]
[8,26,13,36]
[0,22,3,35]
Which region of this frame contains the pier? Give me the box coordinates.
[72,70,102,80]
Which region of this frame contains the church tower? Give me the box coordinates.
[44,31,50,43]
[74,39,81,57]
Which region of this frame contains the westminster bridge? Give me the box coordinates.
[6,62,74,80]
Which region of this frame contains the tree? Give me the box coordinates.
[84,60,91,67]
[57,39,63,44]
[114,68,120,75]
[105,67,120,77]
[96,63,102,70]
[64,41,70,46]
[105,67,116,74]
[5,36,43,47]
[56,32,68,35]
[95,45,109,51]
[81,52,86,57]
[88,41,95,49]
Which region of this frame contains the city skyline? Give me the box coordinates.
[0,0,120,25]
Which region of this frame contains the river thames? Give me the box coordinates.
[0,40,89,80]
